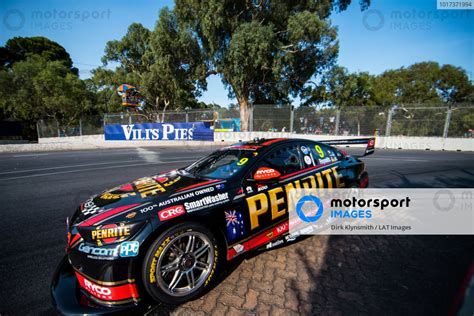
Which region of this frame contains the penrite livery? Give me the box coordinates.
[51,137,374,313]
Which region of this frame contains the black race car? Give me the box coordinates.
[51,137,374,313]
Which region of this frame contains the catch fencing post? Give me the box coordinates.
[290,105,294,133]
[334,108,341,135]
[185,107,190,123]
[249,105,254,132]
[385,106,394,136]
[79,118,83,136]
[36,121,41,139]
[442,106,452,138]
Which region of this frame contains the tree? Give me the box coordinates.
[174,0,369,131]
[301,66,376,135]
[101,23,152,75]
[88,67,136,113]
[438,64,473,103]
[97,15,207,115]
[373,62,473,105]
[0,36,78,74]
[0,55,92,139]
[302,66,374,107]
[142,8,207,115]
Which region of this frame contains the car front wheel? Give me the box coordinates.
[142,222,220,304]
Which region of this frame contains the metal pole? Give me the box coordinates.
[442,106,452,138]
[129,113,132,125]
[249,104,254,132]
[385,106,394,136]
[334,108,340,135]
[185,110,189,123]
[289,105,294,133]
[79,118,83,136]
[36,121,41,139]
[57,120,60,137]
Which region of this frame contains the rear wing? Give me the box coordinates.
[320,137,375,157]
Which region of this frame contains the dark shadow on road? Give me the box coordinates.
[290,235,474,315]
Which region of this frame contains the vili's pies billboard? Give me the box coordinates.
[104,122,214,141]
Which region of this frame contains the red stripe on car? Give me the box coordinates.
[279,165,321,180]
[75,272,139,302]
[227,221,289,260]
[279,162,336,181]
[261,138,285,146]
[176,179,220,192]
[69,233,81,246]
[78,204,140,227]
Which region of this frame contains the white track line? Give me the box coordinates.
[0,160,195,181]
[0,160,138,175]
[363,157,427,162]
[12,153,50,157]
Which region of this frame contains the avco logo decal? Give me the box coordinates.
[158,205,186,221]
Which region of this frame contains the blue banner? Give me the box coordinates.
[104,122,214,141]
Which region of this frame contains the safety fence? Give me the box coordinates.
[37,104,473,138]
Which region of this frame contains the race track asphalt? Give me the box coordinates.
[0,146,472,315]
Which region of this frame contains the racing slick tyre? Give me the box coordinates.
[142,222,220,304]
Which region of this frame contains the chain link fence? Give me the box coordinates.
[37,104,473,138]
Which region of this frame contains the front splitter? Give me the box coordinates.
[51,255,154,315]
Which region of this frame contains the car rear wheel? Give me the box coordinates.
[142,222,220,304]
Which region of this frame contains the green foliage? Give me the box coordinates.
[95,12,208,114]
[142,7,207,112]
[102,23,151,74]
[88,67,137,113]
[174,0,369,130]
[0,55,93,139]
[0,36,78,74]
[303,66,374,107]
[373,62,473,105]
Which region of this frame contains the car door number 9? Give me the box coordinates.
[315,145,325,158]
[237,158,249,166]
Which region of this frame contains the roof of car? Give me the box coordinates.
[229,138,325,148]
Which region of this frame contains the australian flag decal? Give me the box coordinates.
[225,210,246,241]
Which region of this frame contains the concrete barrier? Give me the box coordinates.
[0,132,472,153]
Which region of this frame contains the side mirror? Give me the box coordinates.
[252,167,281,182]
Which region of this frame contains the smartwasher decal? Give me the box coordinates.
[104,122,214,141]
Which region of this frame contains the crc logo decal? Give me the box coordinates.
[158,205,186,221]
[84,279,112,299]
[253,167,281,181]
[119,241,139,257]
[296,195,324,223]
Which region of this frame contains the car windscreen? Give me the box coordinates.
[184,149,256,179]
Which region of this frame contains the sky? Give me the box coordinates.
[1,0,473,107]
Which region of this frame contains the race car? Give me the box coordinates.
[51,137,375,313]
